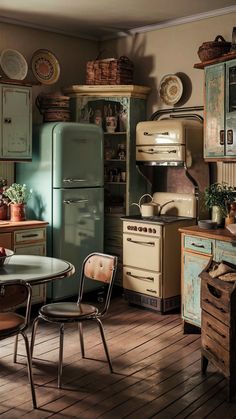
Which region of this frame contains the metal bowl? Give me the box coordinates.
[198,220,217,230]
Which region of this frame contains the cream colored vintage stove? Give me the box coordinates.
[122,192,196,312]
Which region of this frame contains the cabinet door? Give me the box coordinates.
[182,251,211,327]
[205,63,225,158]
[225,60,236,156]
[1,85,32,159]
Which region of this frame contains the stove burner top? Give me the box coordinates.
[142,215,192,223]
[122,215,194,224]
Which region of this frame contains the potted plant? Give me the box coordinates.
[204,182,235,225]
[0,178,9,220]
[4,183,32,222]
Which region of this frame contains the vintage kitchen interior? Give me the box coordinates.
[0,1,236,416]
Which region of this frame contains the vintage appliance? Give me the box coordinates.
[136,119,203,167]
[16,122,104,300]
[122,192,196,312]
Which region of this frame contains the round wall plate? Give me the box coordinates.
[31,49,60,85]
[0,49,28,80]
[159,74,183,105]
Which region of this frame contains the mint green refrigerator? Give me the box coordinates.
[16,122,104,300]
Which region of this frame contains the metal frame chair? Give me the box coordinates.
[0,280,37,408]
[31,252,118,388]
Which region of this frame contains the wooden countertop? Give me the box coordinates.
[179,225,236,242]
[0,220,48,232]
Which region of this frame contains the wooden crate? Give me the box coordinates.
[200,259,236,401]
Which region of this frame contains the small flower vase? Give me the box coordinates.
[10,203,26,222]
[211,205,223,226]
[0,204,8,220]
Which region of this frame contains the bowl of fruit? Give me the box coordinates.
[0,247,14,267]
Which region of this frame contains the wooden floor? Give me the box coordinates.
[1,296,236,418]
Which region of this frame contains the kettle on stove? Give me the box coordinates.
[131,194,159,217]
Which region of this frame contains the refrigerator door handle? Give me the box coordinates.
[63,199,89,205]
[63,178,86,183]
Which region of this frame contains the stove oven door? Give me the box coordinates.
[123,232,161,272]
[136,145,185,163]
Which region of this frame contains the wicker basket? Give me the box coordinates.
[198,35,231,62]
[86,56,134,85]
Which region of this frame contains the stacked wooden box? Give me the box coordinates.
[200,261,236,401]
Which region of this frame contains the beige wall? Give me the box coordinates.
[0,22,98,183]
[102,12,236,118]
[0,22,98,122]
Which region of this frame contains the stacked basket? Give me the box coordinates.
[36,92,71,122]
[86,56,134,85]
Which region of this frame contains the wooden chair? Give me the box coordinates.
[31,252,118,388]
[0,280,37,408]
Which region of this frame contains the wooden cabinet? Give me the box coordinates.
[180,226,236,332]
[64,85,150,286]
[0,220,48,303]
[0,83,32,160]
[204,59,236,160]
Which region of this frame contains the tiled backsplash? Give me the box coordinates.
[217,162,236,187]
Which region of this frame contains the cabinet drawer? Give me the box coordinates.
[123,266,162,297]
[14,228,46,244]
[201,274,231,325]
[202,310,229,350]
[14,243,46,256]
[0,232,12,249]
[202,333,229,376]
[215,240,236,264]
[184,235,213,254]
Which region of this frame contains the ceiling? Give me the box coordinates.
[0,0,235,40]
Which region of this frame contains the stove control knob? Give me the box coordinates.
[134,226,137,231]
[143,227,147,232]
[148,228,152,233]
[153,228,156,234]
[127,225,131,230]
[138,227,142,231]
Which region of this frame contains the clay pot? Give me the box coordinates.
[0,204,8,220]
[10,203,26,222]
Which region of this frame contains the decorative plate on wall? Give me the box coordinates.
[0,49,28,80]
[159,74,183,106]
[31,49,60,85]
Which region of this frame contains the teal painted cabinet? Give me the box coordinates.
[0,84,32,160]
[181,229,236,331]
[182,251,211,329]
[205,59,236,160]
[64,85,150,286]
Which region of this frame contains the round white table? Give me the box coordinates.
[0,254,75,285]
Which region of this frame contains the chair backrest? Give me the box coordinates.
[78,252,118,316]
[0,280,32,329]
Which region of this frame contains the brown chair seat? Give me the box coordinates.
[0,312,25,335]
[31,252,118,389]
[0,280,37,408]
[40,302,98,320]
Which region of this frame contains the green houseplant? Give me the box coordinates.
[4,183,32,222]
[0,178,9,220]
[204,182,235,224]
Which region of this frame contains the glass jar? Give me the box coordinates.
[117,144,126,160]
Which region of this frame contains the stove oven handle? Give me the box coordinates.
[126,271,154,282]
[137,148,177,154]
[127,238,155,246]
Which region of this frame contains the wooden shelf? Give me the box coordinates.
[194,52,236,69]
[104,131,126,135]
[104,159,126,162]
[0,77,40,86]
